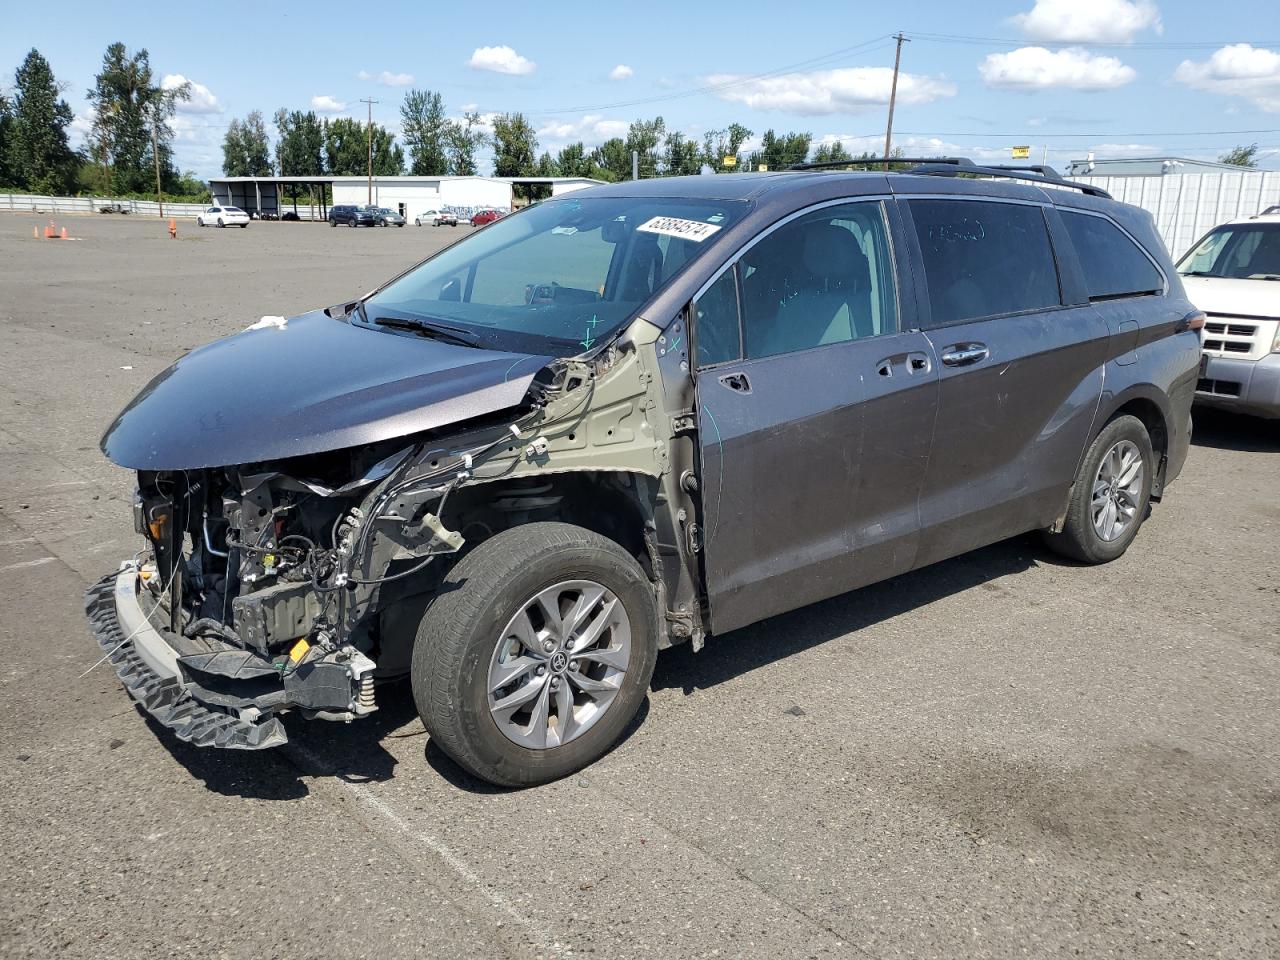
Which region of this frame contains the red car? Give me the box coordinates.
[470,209,503,227]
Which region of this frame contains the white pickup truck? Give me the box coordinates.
[1177,208,1280,419]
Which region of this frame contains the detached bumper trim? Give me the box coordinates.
[85,572,287,750]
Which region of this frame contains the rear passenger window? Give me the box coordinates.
[1061,210,1164,300]
[908,199,1061,325]
[739,201,898,360]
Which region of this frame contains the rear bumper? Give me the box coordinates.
[85,569,287,749]
[1196,353,1280,419]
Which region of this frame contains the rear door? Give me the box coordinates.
[898,196,1110,568]
[694,198,938,634]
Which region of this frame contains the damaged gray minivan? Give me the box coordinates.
[90,159,1201,786]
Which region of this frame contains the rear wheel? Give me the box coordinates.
[349,219,357,228]
[1043,414,1154,564]
[196,217,204,227]
[412,522,657,787]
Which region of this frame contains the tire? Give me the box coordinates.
[412,522,658,788]
[350,220,357,228]
[415,219,421,226]
[240,223,248,229]
[1043,414,1154,564]
[196,217,204,227]
[217,219,224,227]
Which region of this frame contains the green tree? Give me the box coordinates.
[1219,143,1258,168]
[810,139,853,164]
[322,117,403,176]
[625,116,666,177]
[8,49,78,193]
[491,112,538,177]
[274,109,324,174]
[662,131,703,177]
[221,110,271,177]
[0,91,16,187]
[748,129,812,171]
[701,123,753,173]
[592,137,631,182]
[534,151,558,177]
[88,43,189,194]
[446,111,486,175]
[554,141,592,178]
[400,88,450,175]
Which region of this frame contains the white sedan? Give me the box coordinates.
[415,209,459,227]
[197,205,250,228]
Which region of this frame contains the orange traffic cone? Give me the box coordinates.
[44,220,56,238]
[168,218,177,239]
[60,227,68,239]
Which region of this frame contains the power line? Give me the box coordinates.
[908,31,1280,50]
[534,36,896,115]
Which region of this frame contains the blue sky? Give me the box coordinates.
[5,0,1280,178]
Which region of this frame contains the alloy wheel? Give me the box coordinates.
[487,579,631,750]
[1092,439,1144,542]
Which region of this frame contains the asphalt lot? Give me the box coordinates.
[0,212,1277,960]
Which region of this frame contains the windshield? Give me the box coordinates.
[1178,222,1280,279]
[364,196,741,355]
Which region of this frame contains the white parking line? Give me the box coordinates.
[0,557,56,571]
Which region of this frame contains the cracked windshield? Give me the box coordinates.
[365,196,739,355]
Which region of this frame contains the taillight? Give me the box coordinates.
[1177,310,1206,332]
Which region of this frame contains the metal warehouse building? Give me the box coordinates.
[209,175,602,221]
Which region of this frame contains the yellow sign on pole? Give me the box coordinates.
[722,156,737,168]
[1011,145,1031,160]
[758,164,768,172]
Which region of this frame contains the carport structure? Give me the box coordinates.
[209,176,337,220]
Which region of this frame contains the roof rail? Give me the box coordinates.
[787,156,1113,200]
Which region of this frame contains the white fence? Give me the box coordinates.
[1,192,209,219]
[1069,171,1280,259]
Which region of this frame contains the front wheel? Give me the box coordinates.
[1043,414,1154,564]
[217,219,224,227]
[196,217,204,227]
[240,223,248,229]
[412,522,658,787]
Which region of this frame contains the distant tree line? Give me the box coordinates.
[0,44,207,200]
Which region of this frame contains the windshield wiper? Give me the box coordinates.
[370,314,485,348]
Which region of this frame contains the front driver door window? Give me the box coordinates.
[694,200,938,634]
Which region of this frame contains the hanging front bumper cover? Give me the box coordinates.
[85,569,288,750]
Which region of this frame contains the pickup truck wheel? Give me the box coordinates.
[411,522,657,787]
[1043,414,1153,564]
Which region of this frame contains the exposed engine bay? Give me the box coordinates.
[87,337,703,749]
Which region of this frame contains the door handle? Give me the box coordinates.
[940,343,989,367]
[718,372,751,394]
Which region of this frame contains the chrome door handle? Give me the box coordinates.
[940,343,989,367]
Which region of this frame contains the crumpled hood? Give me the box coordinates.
[102,310,552,470]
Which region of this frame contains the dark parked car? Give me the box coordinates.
[91,159,1200,786]
[328,204,377,227]
[470,208,503,226]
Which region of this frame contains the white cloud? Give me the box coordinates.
[980,47,1136,90]
[707,67,956,115]
[311,95,347,113]
[358,69,414,87]
[468,45,536,76]
[812,133,1013,165]
[460,102,479,112]
[1174,44,1280,113]
[1011,0,1162,44]
[609,64,634,80]
[162,74,221,114]
[536,114,629,146]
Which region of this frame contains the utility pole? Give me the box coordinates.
[360,97,379,205]
[151,115,164,217]
[883,32,908,171]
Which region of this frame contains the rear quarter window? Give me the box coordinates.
[908,199,1061,325]
[1061,210,1164,300]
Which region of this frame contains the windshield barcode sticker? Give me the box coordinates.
[636,216,722,242]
